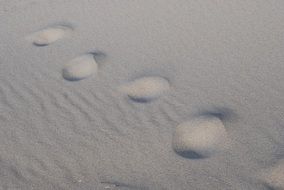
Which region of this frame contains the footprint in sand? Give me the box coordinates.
[62,54,98,81]
[172,115,228,159]
[29,25,72,46]
[261,161,284,190]
[119,76,170,103]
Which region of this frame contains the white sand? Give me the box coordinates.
[172,116,228,159]
[260,160,284,190]
[28,25,72,46]
[119,76,170,102]
[62,54,98,81]
[0,0,284,189]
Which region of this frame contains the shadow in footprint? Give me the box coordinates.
[263,183,276,190]
[101,181,149,190]
[195,107,238,124]
[128,96,157,103]
[174,150,206,159]
[88,51,107,66]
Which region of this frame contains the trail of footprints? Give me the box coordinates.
[28,24,283,189]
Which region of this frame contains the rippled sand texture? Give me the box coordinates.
[0,0,284,190]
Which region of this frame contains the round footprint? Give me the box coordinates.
[62,54,98,81]
[262,161,284,190]
[173,116,227,159]
[120,76,170,102]
[30,25,72,46]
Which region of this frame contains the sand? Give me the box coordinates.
[119,76,170,103]
[172,116,228,159]
[28,25,72,46]
[0,0,284,189]
[62,54,98,81]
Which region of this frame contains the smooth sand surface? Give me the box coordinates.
[0,1,284,189]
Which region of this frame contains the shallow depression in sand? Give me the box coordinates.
[30,25,72,46]
[120,76,170,102]
[172,116,228,159]
[262,161,284,190]
[62,54,98,81]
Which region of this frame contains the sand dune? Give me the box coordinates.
[0,0,284,189]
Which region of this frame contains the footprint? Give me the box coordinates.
[29,25,72,46]
[261,161,284,190]
[62,54,98,81]
[119,76,170,103]
[101,181,147,190]
[172,115,228,159]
